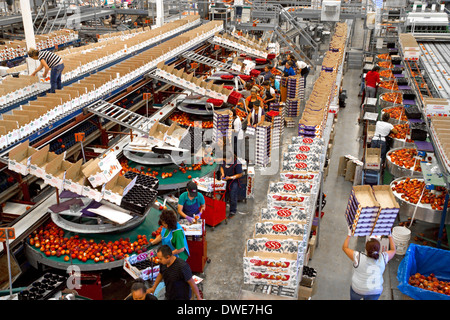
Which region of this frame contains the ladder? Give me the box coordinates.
[274,26,313,67]
[181,51,241,74]
[86,100,153,136]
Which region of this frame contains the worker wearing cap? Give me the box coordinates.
[178,181,206,223]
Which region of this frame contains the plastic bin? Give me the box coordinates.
[397,243,450,300]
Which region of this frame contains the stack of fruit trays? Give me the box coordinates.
[371,185,400,236]
[255,121,272,167]
[345,185,381,236]
[212,109,233,143]
[265,110,283,149]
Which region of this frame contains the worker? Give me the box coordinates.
[247,99,265,128]
[125,279,158,300]
[342,234,396,300]
[244,87,264,113]
[365,66,381,98]
[269,75,280,92]
[283,61,296,77]
[260,65,273,82]
[239,82,253,100]
[296,60,310,88]
[371,112,398,163]
[150,209,190,261]
[262,80,276,109]
[220,151,243,217]
[147,245,202,300]
[178,181,205,223]
[232,108,244,159]
[28,48,65,94]
[279,54,295,68]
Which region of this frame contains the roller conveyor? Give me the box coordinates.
[86,100,153,135]
[419,42,450,98]
[181,51,241,74]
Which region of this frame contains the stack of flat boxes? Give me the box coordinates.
[255,121,272,167]
[285,76,304,118]
[212,109,233,143]
[345,186,380,237]
[266,110,282,149]
[269,103,285,137]
[371,186,400,236]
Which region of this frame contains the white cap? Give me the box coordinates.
[297,61,307,69]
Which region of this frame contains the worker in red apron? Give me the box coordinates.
[177,181,205,223]
[150,210,190,261]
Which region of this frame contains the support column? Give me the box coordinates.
[20,0,39,75]
[155,0,164,28]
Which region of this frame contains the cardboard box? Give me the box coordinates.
[44,154,73,190]
[64,159,86,195]
[82,151,122,188]
[164,122,189,147]
[8,140,37,175]
[308,235,317,259]
[297,279,317,300]
[338,155,363,182]
[102,172,136,205]
[365,147,381,170]
[28,144,58,178]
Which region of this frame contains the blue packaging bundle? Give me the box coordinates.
[345,185,381,236]
[397,244,450,300]
[371,185,400,236]
[286,98,302,117]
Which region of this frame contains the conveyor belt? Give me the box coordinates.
[181,51,241,74]
[419,42,450,98]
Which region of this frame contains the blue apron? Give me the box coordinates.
[182,194,201,218]
[161,222,190,258]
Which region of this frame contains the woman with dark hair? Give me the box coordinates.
[371,112,398,163]
[150,209,190,261]
[365,65,381,98]
[342,234,396,300]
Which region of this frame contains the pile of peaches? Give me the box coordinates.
[382,92,403,104]
[383,106,407,121]
[408,273,450,296]
[379,80,398,91]
[28,221,159,263]
[390,123,413,142]
[388,148,421,171]
[169,112,213,129]
[391,177,447,210]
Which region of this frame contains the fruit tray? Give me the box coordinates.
[123,250,160,281]
[291,136,325,147]
[246,238,302,255]
[287,144,324,154]
[282,161,322,172]
[283,152,323,165]
[18,272,67,300]
[268,181,315,195]
[279,171,321,182]
[123,171,159,190]
[120,187,158,215]
[261,207,308,222]
[254,221,306,239]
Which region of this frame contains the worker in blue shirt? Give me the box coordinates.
[283,61,296,77]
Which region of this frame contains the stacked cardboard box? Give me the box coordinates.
[345,186,380,236]
[255,121,272,167]
[213,109,233,143]
[399,33,420,61]
[265,110,283,148]
[371,185,400,236]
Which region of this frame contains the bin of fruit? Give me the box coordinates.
[377,60,393,69]
[390,123,415,148]
[386,147,423,178]
[378,80,399,93]
[398,243,450,300]
[381,106,408,123]
[380,92,403,108]
[390,177,450,224]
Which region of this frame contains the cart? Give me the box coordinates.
[186,220,210,274]
[201,172,227,230]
